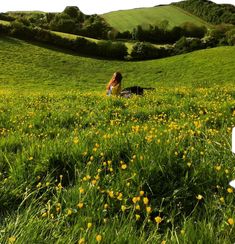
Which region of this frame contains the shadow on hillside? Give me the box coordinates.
[16,36,121,61]
[0,36,23,45]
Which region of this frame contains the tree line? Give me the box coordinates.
[117,21,207,44]
[173,0,235,25]
[0,22,127,60]
[2,6,112,39]
[1,20,235,61]
[0,7,208,44]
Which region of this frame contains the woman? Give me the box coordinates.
[106,72,122,96]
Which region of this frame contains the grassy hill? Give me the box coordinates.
[0,36,234,91]
[1,37,235,243]
[102,5,212,32]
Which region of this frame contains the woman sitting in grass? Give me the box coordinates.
[106,71,155,97]
[106,71,122,96]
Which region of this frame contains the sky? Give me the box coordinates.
[0,0,234,15]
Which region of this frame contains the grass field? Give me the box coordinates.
[1,37,235,243]
[0,20,10,26]
[102,5,211,32]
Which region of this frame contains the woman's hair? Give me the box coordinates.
[107,72,122,90]
[113,72,122,83]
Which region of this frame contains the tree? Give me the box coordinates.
[226,28,235,45]
[63,6,79,18]
[49,13,76,33]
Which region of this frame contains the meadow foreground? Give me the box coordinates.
[0,37,235,243]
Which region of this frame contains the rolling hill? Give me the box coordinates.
[102,5,212,32]
[1,36,235,243]
[0,36,234,91]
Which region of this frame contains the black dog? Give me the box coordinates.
[121,86,155,95]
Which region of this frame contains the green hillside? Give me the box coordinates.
[0,36,234,91]
[102,5,211,32]
[1,37,235,243]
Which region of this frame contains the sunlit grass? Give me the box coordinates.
[102,5,211,32]
[0,20,10,26]
[0,37,235,243]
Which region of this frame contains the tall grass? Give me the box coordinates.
[0,37,235,243]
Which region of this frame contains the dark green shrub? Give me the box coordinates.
[226,28,235,46]
[97,41,128,59]
[10,21,35,40]
[0,23,10,35]
[131,42,172,60]
[174,37,204,54]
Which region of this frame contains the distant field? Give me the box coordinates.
[102,5,211,32]
[52,31,99,43]
[7,11,46,15]
[0,20,10,26]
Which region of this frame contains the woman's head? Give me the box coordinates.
[113,72,122,83]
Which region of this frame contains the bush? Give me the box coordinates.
[5,23,128,60]
[0,13,15,21]
[97,41,128,59]
[0,23,10,36]
[174,37,204,54]
[181,22,207,38]
[10,21,35,40]
[72,37,98,55]
[131,42,172,60]
[226,28,235,46]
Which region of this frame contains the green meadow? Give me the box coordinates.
[102,5,211,32]
[1,36,235,243]
[0,20,10,26]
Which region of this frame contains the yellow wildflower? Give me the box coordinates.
[78,238,85,244]
[117,193,123,201]
[104,204,108,209]
[135,214,141,221]
[135,204,141,211]
[143,197,149,205]
[227,187,234,193]
[196,194,203,200]
[146,206,152,214]
[77,202,84,209]
[121,164,127,170]
[108,191,114,198]
[219,197,225,203]
[41,212,47,217]
[67,208,73,216]
[132,197,138,204]
[91,180,97,185]
[36,182,42,188]
[228,218,234,225]
[215,165,221,171]
[8,236,16,244]
[56,183,63,190]
[121,205,126,212]
[96,234,102,242]
[87,222,92,229]
[155,216,162,224]
[73,137,79,144]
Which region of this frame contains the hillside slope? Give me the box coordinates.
[0,36,234,91]
[102,5,211,32]
[0,36,235,243]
